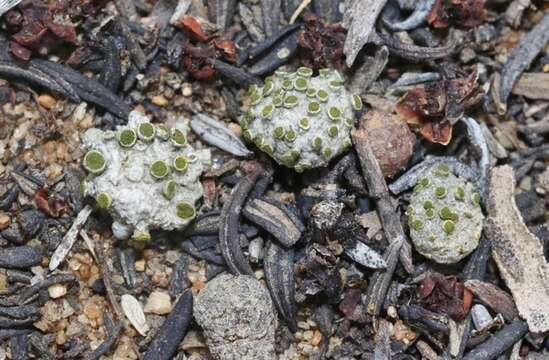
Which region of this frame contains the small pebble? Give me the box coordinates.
[471,304,492,330]
[151,95,168,106]
[134,259,146,272]
[297,321,310,330]
[302,330,314,342]
[0,213,10,230]
[18,209,45,239]
[48,284,67,299]
[38,94,56,109]
[311,330,322,346]
[182,84,193,97]
[144,291,172,315]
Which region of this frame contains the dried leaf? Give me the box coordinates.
[297,14,346,70]
[34,188,66,218]
[427,0,485,28]
[243,197,304,247]
[419,273,472,321]
[345,241,386,269]
[464,280,518,321]
[395,69,482,145]
[512,73,549,101]
[190,113,252,157]
[121,294,149,336]
[180,15,211,42]
[342,0,387,67]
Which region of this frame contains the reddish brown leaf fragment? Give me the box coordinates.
[297,15,346,70]
[180,16,212,43]
[213,39,237,62]
[34,188,66,218]
[428,0,485,29]
[419,273,471,321]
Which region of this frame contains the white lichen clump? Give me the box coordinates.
[239,67,362,172]
[407,164,484,264]
[81,111,210,241]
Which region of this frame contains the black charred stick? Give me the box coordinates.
[247,23,302,60]
[99,36,122,92]
[190,235,219,251]
[0,317,35,328]
[460,236,492,282]
[463,320,528,360]
[180,242,225,265]
[243,197,304,247]
[169,255,191,297]
[0,61,79,101]
[10,334,28,360]
[143,291,193,360]
[399,305,450,334]
[0,329,31,341]
[0,246,42,269]
[249,31,300,76]
[31,59,130,120]
[219,170,262,275]
[264,240,297,332]
[499,14,549,114]
[84,314,122,360]
[352,128,414,277]
[0,305,39,319]
[17,274,77,304]
[208,59,262,87]
[375,32,455,61]
[186,211,221,236]
[28,333,55,360]
[260,0,282,37]
[115,18,147,70]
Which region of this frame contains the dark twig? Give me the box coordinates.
[84,314,122,360]
[143,291,193,360]
[219,168,262,275]
[462,320,528,360]
[352,132,410,319]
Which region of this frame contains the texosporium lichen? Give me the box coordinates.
[81,111,211,241]
[239,67,362,172]
[407,164,484,264]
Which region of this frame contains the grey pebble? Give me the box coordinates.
[0,246,42,269]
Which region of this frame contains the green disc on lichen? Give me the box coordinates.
[442,220,455,234]
[285,128,297,142]
[327,106,342,120]
[435,164,450,177]
[176,201,196,219]
[261,104,274,119]
[306,88,317,98]
[155,124,170,140]
[95,192,112,209]
[248,84,258,96]
[327,125,339,137]
[298,117,310,130]
[170,129,187,147]
[250,93,262,105]
[137,122,155,141]
[307,101,321,115]
[262,81,274,96]
[419,177,430,187]
[297,67,313,77]
[322,147,332,158]
[283,95,299,108]
[294,77,308,91]
[319,68,330,77]
[273,126,285,139]
[242,129,253,141]
[455,187,465,201]
[329,80,343,90]
[439,206,454,220]
[83,150,107,174]
[435,186,447,198]
[471,193,480,205]
[150,160,169,179]
[261,143,274,155]
[118,128,137,148]
[173,156,188,172]
[344,117,354,127]
[423,200,434,209]
[132,231,151,242]
[282,79,293,90]
[312,137,322,152]
[351,94,363,111]
[163,180,177,199]
[316,89,329,102]
[410,219,424,231]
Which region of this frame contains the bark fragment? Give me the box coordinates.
[484,165,549,333]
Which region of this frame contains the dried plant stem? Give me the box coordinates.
[352,129,413,317]
[289,0,312,24]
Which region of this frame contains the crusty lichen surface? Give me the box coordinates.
[407,164,483,264]
[239,67,362,171]
[81,111,210,241]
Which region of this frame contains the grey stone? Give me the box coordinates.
[471,304,492,330]
[194,274,276,360]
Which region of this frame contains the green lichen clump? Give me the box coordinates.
[81,111,210,242]
[239,67,362,172]
[407,164,484,264]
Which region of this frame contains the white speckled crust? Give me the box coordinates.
[81,111,211,239]
[408,165,484,264]
[240,68,361,171]
[194,274,276,360]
